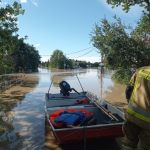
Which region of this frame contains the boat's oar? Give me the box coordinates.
[94,102,119,121]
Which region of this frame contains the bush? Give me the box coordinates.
[112,68,132,84]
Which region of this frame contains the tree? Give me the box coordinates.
[0,1,40,74]
[131,15,150,67]
[49,50,66,69]
[91,16,150,83]
[0,1,24,74]
[107,0,150,21]
[132,15,150,41]
[12,39,41,72]
[78,61,87,68]
[0,1,24,32]
[64,59,73,69]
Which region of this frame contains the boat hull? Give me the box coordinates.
[52,125,123,144]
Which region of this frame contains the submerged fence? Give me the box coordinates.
[0,74,24,93]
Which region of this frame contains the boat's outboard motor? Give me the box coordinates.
[59,81,72,96]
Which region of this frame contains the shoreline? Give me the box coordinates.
[0,74,39,98]
[103,82,127,108]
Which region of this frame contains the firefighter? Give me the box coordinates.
[122,66,150,150]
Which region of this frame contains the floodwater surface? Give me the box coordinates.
[0,68,122,150]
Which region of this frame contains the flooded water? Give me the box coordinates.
[0,68,122,150]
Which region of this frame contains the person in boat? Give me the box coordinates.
[122,66,150,150]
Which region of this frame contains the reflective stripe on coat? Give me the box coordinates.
[127,67,150,123]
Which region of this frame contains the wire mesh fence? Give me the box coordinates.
[0,74,24,93]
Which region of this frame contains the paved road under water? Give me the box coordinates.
[0,68,122,150]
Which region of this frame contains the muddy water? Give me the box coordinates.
[0,68,123,150]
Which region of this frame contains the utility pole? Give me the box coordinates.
[99,59,104,101]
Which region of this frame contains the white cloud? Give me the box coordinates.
[34,43,40,48]
[20,0,28,3]
[0,1,8,6]
[31,0,39,7]
[20,0,39,7]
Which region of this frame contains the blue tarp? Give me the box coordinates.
[55,111,86,126]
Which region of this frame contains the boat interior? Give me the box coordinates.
[46,103,124,130]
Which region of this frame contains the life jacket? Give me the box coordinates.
[50,108,93,128]
[127,67,150,123]
[75,98,89,105]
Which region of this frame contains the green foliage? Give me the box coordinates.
[65,59,73,69]
[41,61,49,68]
[0,1,24,74]
[131,15,150,67]
[0,1,24,32]
[49,50,67,69]
[132,15,150,41]
[91,16,150,84]
[48,50,100,69]
[12,39,41,72]
[105,1,150,83]
[112,68,132,84]
[78,61,87,68]
[91,62,99,67]
[0,1,40,74]
[107,0,150,20]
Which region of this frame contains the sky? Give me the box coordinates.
[1,0,143,62]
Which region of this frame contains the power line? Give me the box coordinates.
[74,49,95,58]
[66,47,92,55]
[39,47,93,57]
[40,47,97,62]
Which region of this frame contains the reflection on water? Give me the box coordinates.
[12,93,45,149]
[0,68,117,150]
[49,69,87,86]
[0,95,22,148]
[0,77,40,150]
[49,69,114,99]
